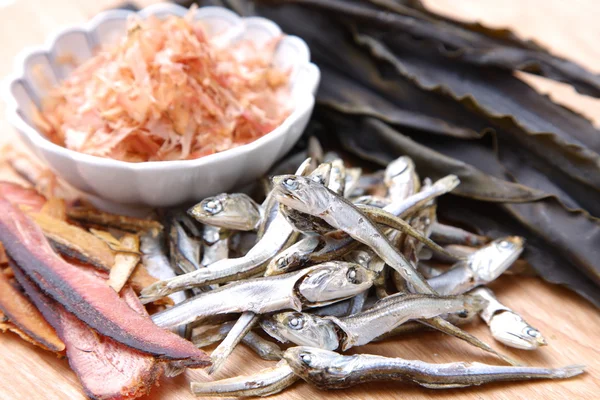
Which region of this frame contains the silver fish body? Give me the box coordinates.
[284,347,584,390]
[188,193,262,231]
[384,156,420,201]
[263,294,480,351]
[430,222,490,246]
[151,262,373,328]
[265,236,322,276]
[201,225,230,266]
[428,237,525,295]
[331,293,482,350]
[140,231,187,305]
[169,215,203,274]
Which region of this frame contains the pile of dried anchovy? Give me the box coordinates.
[140,148,584,397]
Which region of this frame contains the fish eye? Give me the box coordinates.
[288,317,304,330]
[525,328,539,337]
[346,267,359,284]
[202,199,223,215]
[498,240,512,249]
[299,352,312,366]
[276,257,288,269]
[311,175,325,184]
[283,177,299,190]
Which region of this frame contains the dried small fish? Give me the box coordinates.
[201,225,230,266]
[284,347,584,390]
[191,360,298,398]
[262,293,481,351]
[169,215,202,274]
[275,175,460,275]
[343,167,362,198]
[208,311,258,375]
[356,204,462,262]
[428,237,525,295]
[374,308,481,342]
[264,236,322,276]
[140,161,313,301]
[192,321,283,361]
[472,287,547,350]
[140,230,186,304]
[151,262,374,328]
[188,193,262,231]
[384,156,420,201]
[273,175,516,364]
[431,223,490,246]
[328,159,347,196]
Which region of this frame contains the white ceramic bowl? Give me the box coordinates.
[3,3,319,211]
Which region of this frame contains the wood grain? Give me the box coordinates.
[1,0,599,399]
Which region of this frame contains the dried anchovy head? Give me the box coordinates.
[261,312,339,350]
[469,236,525,282]
[188,193,261,231]
[283,346,356,388]
[297,262,375,304]
[489,311,547,350]
[272,175,332,216]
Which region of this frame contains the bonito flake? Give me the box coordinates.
[35,9,292,162]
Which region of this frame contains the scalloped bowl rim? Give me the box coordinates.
[2,3,320,173]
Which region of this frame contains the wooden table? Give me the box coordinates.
[1,1,599,399]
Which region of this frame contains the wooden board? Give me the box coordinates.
[0,0,599,399]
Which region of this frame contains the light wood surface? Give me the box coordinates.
[1,1,599,399]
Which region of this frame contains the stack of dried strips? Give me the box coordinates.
[0,153,210,400]
[186,0,600,307]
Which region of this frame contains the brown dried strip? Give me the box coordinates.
[0,198,210,366]
[108,234,141,293]
[67,207,163,233]
[29,212,115,272]
[0,267,64,352]
[12,265,163,400]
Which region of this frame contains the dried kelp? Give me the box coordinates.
[267,0,600,97]
[328,117,600,300]
[352,33,600,213]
